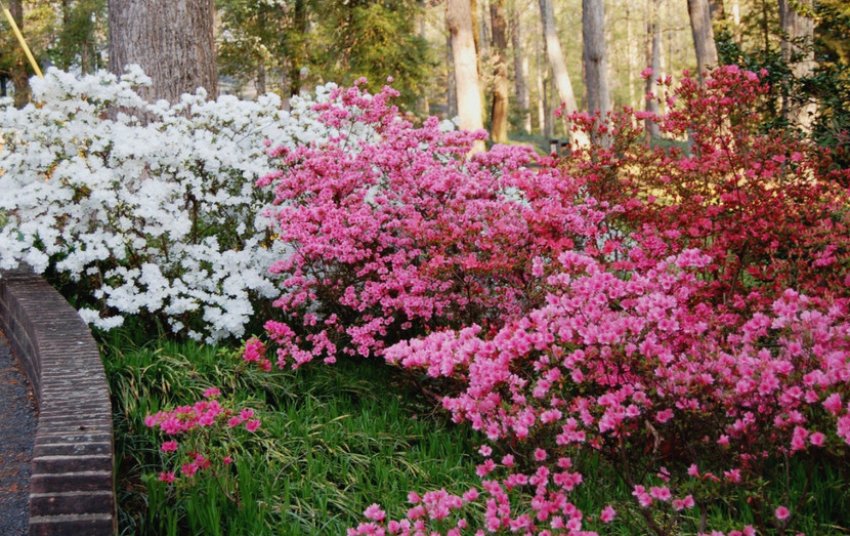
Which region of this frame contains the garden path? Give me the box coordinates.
[0,331,36,536]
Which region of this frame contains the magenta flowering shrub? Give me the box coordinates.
[255,81,609,368]
[144,387,262,483]
[382,249,850,534]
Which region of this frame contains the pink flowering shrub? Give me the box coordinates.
[144,387,262,484]
[254,81,609,368]
[246,70,850,534]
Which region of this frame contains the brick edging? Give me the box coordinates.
[0,271,116,536]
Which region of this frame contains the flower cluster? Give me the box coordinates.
[254,81,609,368]
[0,67,376,341]
[144,387,261,483]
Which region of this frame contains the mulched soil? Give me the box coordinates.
[0,332,37,536]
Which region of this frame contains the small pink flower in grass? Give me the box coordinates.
[463,488,479,502]
[534,448,548,461]
[222,456,233,465]
[600,505,616,523]
[810,432,826,447]
[363,503,386,522]
[160,440,178,453]
[181,462,198,478]
[227,416,243,428]
[775,506,791,521]
[245,419,261,432]
[650,486,672,502]
[203,387,221,399]
[158,471,176,483]
[478,445,492,457]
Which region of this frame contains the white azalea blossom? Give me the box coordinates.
[0,67,376,342]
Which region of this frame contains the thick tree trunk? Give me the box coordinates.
[582,0,610,119]
[778,0,816,132]
[511,1,531,134]
[9,0,31,107]
[108,0,217,102]
[447,0,486,151]
[687,0,719,83]
[490,0,510,143]
[645,0,661,140]
[538,0,584,145]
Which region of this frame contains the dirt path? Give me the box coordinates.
[0,332,37,536]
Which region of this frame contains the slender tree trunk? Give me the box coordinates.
[778,0,816,131]
[538,0,584,145]
[535,40,546,134]
[687,0,719,83]
[417,3,430,116]
[645,0,661,140]
[108,0,217,102]
[256,62,267,96]
[9,0,31,107]
[543,74,553,139]
[582,0,611,122]
[490,0,510,143]
[447,0,486,151]
[511,0,531,133]
[446,29,458,118]
[626,3,637,109]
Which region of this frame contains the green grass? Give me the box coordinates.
[103,330,481,535]
[102,327,850,535]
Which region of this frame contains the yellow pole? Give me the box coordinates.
[2,5,44,79]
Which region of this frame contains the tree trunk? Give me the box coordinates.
[582,0,610,120]
[645,0,661,140]
[446,30,458,118]
[687,0,719,83]
[535,38,546,134]
[9,0,31,107]
[538,0,584,145]
[490,0,509,143]
[108,0,218,102]
[778,0,816,131]
[447,0,486,151]
[256,62,267,96]
[511,0,531,133]
[626,3,637,109]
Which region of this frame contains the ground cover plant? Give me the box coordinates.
[3,66,849,535]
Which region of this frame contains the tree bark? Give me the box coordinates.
[645,0,661,140]
[511,0,531,133]
[446,29,458,118]
[687,0,719,83]
[108,0,217,102]
[490,0,510,143]
[9,0,31,107]
[538,0,584,145]
[447,0,486,151]
[582,0,610,119]
[778,0,816,131]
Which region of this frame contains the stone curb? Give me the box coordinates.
[0,271,116,536]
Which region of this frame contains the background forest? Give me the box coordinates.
[1,0,848,150]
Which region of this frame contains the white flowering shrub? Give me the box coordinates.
[0,67,366,341]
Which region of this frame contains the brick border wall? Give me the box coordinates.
[0,271,116,536]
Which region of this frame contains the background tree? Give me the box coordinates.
[489,0,509,142]
[582,0,610,121]
[778,0,816,131]
[108,0,218,102]
[54,0,106,74]
[510,0,531,133]
[447,0,485,151]
[538,0,581,144]
[687,0,720,82]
